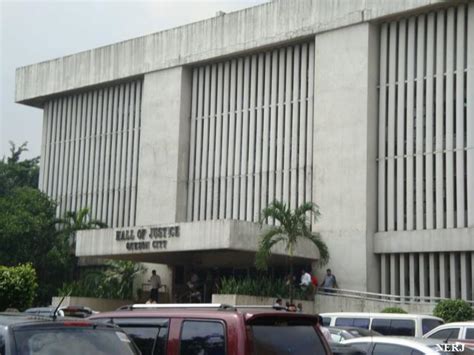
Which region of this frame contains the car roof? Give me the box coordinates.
[344,336,450,346]
[320,312,442,320]
[0,312,116,329]
[89,308,319,323]
[429,321,474,327]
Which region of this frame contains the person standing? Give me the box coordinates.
[300,269,311,289]
[317,315,332,343]
[320,268,338,293]
[149,270,161,303]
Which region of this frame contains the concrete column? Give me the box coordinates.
[313,23,379,292]
[409,253,416,298]
[400,254,406,298]
[450,252,460,299]
[136,67,192,225]
[439,253,448,298]
[460,252,470,300]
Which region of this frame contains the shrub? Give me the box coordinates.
[0,264,38,311]
[381,307,407,314]
[433,299,473,323]
[217,276,306,299]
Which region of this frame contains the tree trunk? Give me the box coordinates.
[289,255,294,304]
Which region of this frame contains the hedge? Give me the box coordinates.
[381,307,408,314]
[433,299,473,323]
[0,264,38,311]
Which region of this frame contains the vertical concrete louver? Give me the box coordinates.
[377,3,474,301]
[187,42,315,223]
[39,79,143,228]
[378,3,472,233]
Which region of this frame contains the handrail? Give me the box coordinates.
[316,288,474,306]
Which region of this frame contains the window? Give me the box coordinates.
[422,319,443,335]
[390,320,415,336]
[330,333,343,343]
[250,317,326,355]
[180,320,225,355]
[373,343,413,355]
[113,318,169,355]
[465,328,474,340]
[427,328,461,340]
[371,319,391,335]
[322,317,331,326]
[335,317,369,328]
[350,342,372,353]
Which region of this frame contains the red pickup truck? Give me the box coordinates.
[89,304,332,355]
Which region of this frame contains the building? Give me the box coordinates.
[16,0,474,301]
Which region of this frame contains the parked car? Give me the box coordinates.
[424,322,474,341]
[343,336,474,354]
[24,306,64,318]
[321,312,444,337]
[329,341,368,355]
[89,303,332,355]
[0,312,140,355]
[60,305,98,318]
[329,326,381,343]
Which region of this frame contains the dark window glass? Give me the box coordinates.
[251,318,325,355]
[14,328,139,354]
[350,342,372,353]
[335,318,355,327]
[373,343,413,355]
[390,319,415,336]
[113,318,169,355]
[371,319,391,335]
[322,317,331,326]
[422,319,444,335]
[0,332,4,355]
[465,328,474,340]
[180,320,225,355]
[353,318,370,329]
[427,328,461,340]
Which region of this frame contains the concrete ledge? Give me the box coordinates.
[374,228,474,253]
[15,0,447,105]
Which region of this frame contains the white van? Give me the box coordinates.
[320,312,443,337]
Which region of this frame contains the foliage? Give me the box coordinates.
[433,299,473,323]
[0,264,38,311]
[381,307,407,314]
[217,276,306,300]
[0,142,39,196]
[59,260,146,300]
[255,201,329,301]
[0,143,74,305]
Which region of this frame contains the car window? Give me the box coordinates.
[350,342,371,353]
[180,320,226,355]
[111,318,169,355]
[322,317,331,326]
[373,343,413,355]
[390,319,415,336]
[466,328,474,340]
[331,333,344,343]
[371,319,391,335]
[427,328,461,340]
[14,327,139,355]
[422,319,443,335]
[335,317,370,329]
[250,317,326,355]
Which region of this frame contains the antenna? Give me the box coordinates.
[52,291,70,321]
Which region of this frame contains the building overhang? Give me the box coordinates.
[76,220,320,267]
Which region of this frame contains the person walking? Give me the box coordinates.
[317,315,332,342]
[320,268,338,293]
[149,270,161,303]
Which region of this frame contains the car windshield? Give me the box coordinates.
[249,317,326,355]
[14,327,140,355]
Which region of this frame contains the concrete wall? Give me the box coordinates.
[136,67,192,226]
[16,0,448,105]
[314,293,435,315]
[313,23,379,292]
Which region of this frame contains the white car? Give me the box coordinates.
[424,322,474,341]
[343,336,473,354]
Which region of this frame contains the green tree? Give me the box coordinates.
[255,201,329,301]
[0,142,73,305]
[0,142,39,196]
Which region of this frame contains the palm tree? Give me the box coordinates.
[255,200,329,302]
[56,207,107,250]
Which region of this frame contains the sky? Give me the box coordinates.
[0,0,268,159]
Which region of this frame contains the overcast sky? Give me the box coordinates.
[1,0,268,159]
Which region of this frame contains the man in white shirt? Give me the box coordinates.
[149,270,161,303]
[300,269,311,288]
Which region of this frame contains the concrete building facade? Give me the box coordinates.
[16,0,474,301]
